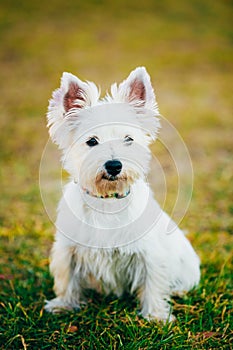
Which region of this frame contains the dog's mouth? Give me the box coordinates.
[81,171,134,199]
[102,174,119,181]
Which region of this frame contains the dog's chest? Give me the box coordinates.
[73,248,145,295]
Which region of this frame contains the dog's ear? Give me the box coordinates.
[116,67,158,112]
[61,73,99,112]
[47,73,99,148]
[110,67,160,141]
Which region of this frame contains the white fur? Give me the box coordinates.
[45,67,200,322]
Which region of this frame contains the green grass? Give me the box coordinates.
[0,0,232,348]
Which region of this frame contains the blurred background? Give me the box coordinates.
[0,0,232,246]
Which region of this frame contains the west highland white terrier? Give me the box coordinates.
[44,67,200,322]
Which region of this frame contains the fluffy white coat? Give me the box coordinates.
[45,67,200,322]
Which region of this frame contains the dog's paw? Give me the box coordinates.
[140,310,176,324]
[44,297,80,313]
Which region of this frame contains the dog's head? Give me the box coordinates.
[47,67,160,198]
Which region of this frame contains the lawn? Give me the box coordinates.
[0,0,232,349]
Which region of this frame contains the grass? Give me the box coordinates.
[0,0,232,348]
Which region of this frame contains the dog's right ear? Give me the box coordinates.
[47,73,99,148]
[61,73,99,112]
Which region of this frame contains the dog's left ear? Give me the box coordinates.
[110,67,160,141]
[116,67,158,112]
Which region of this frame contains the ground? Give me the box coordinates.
[0,0,232,349]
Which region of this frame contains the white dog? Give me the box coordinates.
[45,67,200,322]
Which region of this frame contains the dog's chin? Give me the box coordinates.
[83,172,134,198]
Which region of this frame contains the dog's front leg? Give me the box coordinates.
[45,241,81,313]
[139,261,174,323]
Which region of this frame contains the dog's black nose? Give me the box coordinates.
[104,160,122,176]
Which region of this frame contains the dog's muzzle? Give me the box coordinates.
[80,159,131,199]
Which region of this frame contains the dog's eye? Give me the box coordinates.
[124,136,134,143]
[86,137,99,147]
